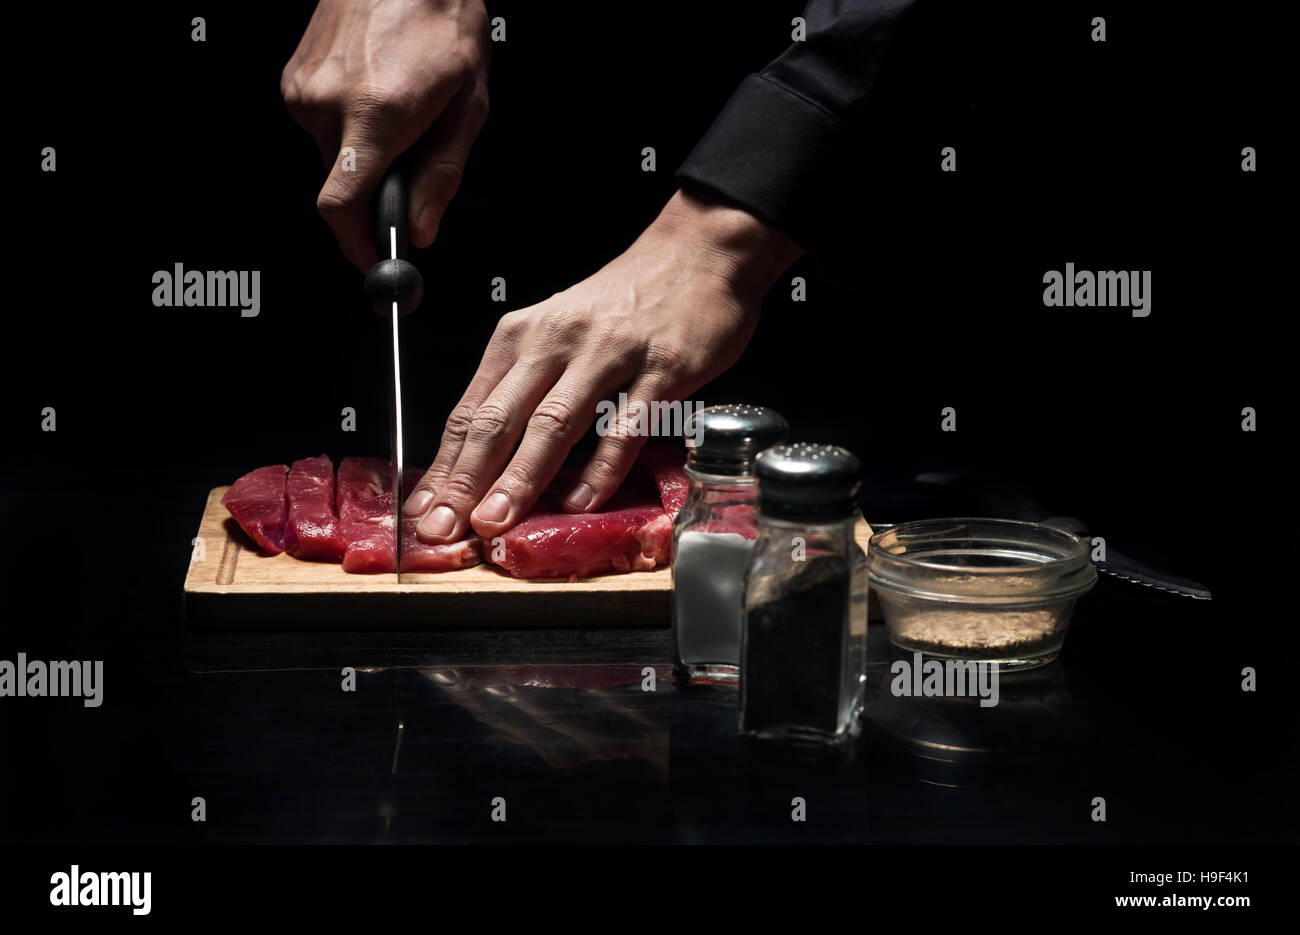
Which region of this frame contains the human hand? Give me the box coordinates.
[404,187,803,543]
[281,0,489,269]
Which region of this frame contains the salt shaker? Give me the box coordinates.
[739,443,868,754]
[671,404,789,682]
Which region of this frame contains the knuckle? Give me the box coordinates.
[345,83,388,114]
[529,399,577,438]
[644,341,687,379]
[495,310,525,337]
[516,350,559,373]
[536,311,585,351]
[315,185,352,220]
[468,403,512,441]
[346,83,417,123]
[446,48,479,83]
[591,315,629,347]
[443,405,476,441]
[297,73,340,113]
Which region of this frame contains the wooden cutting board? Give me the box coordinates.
[183,486,876,630]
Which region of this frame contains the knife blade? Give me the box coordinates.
[910,473,1212,600]
[365,165,423,576]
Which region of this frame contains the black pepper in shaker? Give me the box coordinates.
[739,443,869,755]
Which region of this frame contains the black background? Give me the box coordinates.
[2,0,1294,865]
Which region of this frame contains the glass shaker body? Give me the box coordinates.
[739,512,868,753]
[671,467,759,682]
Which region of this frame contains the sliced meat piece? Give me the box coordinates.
[645,440,754,535]
[336,460,484,574]
[486,450,684,580]
[337,457,397,573]
[701,503,759,537]
[284,454,346,561]
[488,497,672,580]
[400,466,484,572]
[222,464,288,555]
[401,521,485,571]
[644,440,689,514]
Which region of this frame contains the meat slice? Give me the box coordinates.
[400,466,484,572]
[222,464,288,555]
[401,521,485,571]
[336,459,483,573]
[227,451,682,576]
[486,452,689,580]
[644,441,689,513]
[337,457,397,573]
[488,496,672,580]
[284,454,346,561]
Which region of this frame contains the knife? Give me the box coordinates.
[363,164,423,575]
[910,472,1212,600]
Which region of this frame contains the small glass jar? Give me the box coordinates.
[672,405,789,682]
[867,517,1097,670]
[739,443,868,755]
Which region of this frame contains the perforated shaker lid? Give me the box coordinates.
[684,404,789,476]
[755,443,862,521]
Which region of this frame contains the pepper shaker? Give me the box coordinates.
[739,443,868,754]
[671,404,789,682]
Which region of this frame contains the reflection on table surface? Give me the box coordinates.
[6,576,1270,844]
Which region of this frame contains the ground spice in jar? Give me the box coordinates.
[741,553,850,735]
[868,519,1097,669]
[888,607,1064,658]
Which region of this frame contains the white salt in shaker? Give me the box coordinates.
[671,404,788,683]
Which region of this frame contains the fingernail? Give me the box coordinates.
[473,491,511,524]
[403,489,433,516]
[563,482,594,512]
[418,506,456,539]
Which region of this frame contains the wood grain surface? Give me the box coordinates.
[184,486,876,630]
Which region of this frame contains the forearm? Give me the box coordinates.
[637,186,805,306]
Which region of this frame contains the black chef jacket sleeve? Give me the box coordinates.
[676,0,966,252]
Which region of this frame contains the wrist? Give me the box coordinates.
[644,186,804,302]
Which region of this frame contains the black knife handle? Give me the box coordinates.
[373,163,409,261]
[363,162,423,317]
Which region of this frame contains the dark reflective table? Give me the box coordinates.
[121,574,1277,844]
[4,505,1289,845]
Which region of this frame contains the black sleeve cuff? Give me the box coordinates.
[676,73,852,252]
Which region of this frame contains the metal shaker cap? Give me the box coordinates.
[684,404,789,476]
[755,443,862,521]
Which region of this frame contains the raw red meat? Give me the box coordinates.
[223,448,686,578]
[337,457,398,573]
[646,442,755,535]
[486,452,688,580]
[222,464,288,555]
[284,455,346,561]
[402,520,485,571]
[400,466,484,572]
[487,497,671,580]
[335,459,483,573]
[645,441,689,513]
